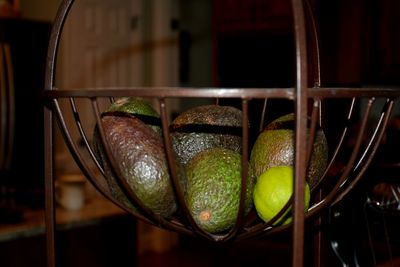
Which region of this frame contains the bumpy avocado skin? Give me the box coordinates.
[105,97,161,134]
[171,105,243,166]
[106,97,160,118]
[185,147,256,234]
[250,113,328,188]
[92,97,180,217]
[98,115,177,217]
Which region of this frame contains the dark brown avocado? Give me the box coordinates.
[92,97,181,218]
[95,114,177,217]
[170,105,244,166]
[250,113,328,188]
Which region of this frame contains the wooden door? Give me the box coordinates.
[60,0,143,88]
[56,0,181,256]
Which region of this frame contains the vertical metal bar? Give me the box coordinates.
[313,190,323,267]
[312,98,356,193]
[69,97,105,177]
[259,98,268,132]
[44,1,75,265]
[44,2,75,262]
[306,100,319,171]
[44,106,56,267]
[304,0,321,88]
[239,98,249,226]
[158,98,212,240]
[224,98,250,241]
[333,98,394,205]
[4,43,15,169]
[0,43,6,168]
[309,100,321,267]
[292,0,309,266]
[353,98,393,171]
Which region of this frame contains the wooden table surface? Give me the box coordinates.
[0,195,126,242]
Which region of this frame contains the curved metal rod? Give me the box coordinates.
[43,2,77,262]
[312,98,357,192]
[222,99,250,242]
[45,0,75,90]
[44,86,400,99]
[0,43,7,169]
[306,99,320,187]
[307,98,376,217]
[292,0,309,264]
[41,0,400,248]
[236,192,297,241]
[157,99,215,240]
[51,98,155,225]
[334,98,375,189]
[53,99,109,196]
[90,97,194,236]
[259,98,268,132]
[90,98,160,222]
[257,0,320,136]
[237,100,318,242]
[237,223,289,242]
[241,99,394,241]
[332,98,395,206]
[158,98,254,242]
[69,98,105,177]
[229,113,305,241]
[304,0,321,87]
[353,98,394,172]
[42,0,195,255]
[4,43,15,169]
[233,98,313,241]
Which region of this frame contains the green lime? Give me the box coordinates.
[253,166,310,225]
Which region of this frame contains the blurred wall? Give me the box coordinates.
[20,0,60,22]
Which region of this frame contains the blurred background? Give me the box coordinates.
[1,0,400,266]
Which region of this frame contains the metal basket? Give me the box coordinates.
[43,0,400,266]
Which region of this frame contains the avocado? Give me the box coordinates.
[171,105,243,166]
[107,97,159,117]
[250,113,328,188]
[93,97,180,217]
[104,97,161,134]
[185,147,256,234]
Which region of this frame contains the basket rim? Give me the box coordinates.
[43,86,400,100]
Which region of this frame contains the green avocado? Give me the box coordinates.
[93,97,181,218]
[171,105,243,166]
[185,147,256,234]
[104,97,161,134]
[250,113,328,188]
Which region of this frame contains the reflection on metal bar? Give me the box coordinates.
[4,43,15,170]
[69,97,105,177]
[42,0,400,266]
[0,42,15,171]
[0,42,6,169]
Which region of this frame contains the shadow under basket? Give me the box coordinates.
[43,0,400,267]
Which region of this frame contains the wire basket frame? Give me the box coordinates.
[43,0,400,267]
